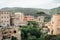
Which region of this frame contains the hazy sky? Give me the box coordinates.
[0,0,60,9]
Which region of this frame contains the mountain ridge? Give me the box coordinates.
[0,7,60,16]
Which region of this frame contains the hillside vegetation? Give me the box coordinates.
[1,7,60,16]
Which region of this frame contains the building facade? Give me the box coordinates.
[51,14,60,35]
[45,14,60,35]
[11,12,27,26]
[36,16,44,28]
[0,11,11,27]
[0,11,26,27]
[0,26,21,40]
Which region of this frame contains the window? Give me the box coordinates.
[1,20,3,22]
[7,24,9,26]
[3,32,8,34]
[3,23,5,25]
[52,21,54,24]
[4,21,6,22]
[39,18,40,21]
[58,28,60,32]
[48,28,50,32]
[4,12,6,14]
[14,30,16,33]
[9,31,12,33]
[51,30,53,34]
[2,16,3,18]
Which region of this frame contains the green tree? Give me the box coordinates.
[21,21,48,40]
[36,12,47,16]
[27,21,38,27]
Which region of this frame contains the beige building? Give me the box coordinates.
[45,14,60,35]
[51,14,60,35]
[0,11,27,27]
[36,16,44,28]
[11,12,26,26]
[36,16,44,22]
[0,11,11,27]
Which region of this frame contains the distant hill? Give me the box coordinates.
[0,7,50,16]
[0,7,60,16]
[50,7,60,15]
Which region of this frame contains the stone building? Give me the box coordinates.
[0,26,21,40]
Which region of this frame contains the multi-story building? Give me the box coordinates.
[0,11,27,27]
[45,14,60,35]
[0,11,11,27]
[51,14,60,35]
[0,11,23,40]
[11,12,26,26]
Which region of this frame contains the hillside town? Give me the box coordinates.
[0,10,45,40]
[0,10,60,40]
[0,0,60,40]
